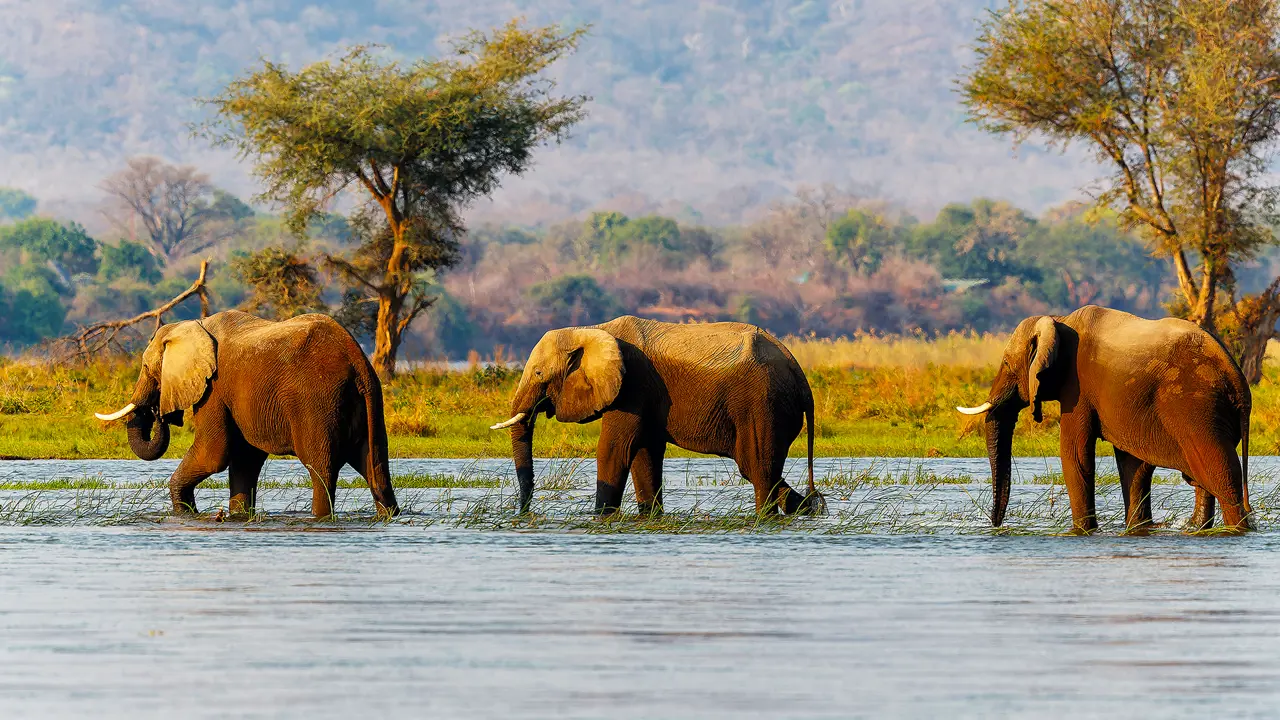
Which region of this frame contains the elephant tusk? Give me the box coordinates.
[956,402,993,416]
[489,413,526,430]
[95,403,137,422]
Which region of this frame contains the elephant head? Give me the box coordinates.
[957,315,1059,527]
[94,320,217,461]
[491,328,625,512]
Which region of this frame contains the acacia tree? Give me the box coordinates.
[205,21,587,376]
[961,0,1280,382]
[100,156,216,264]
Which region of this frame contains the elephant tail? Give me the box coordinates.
[1242,403,1251,515]
[355,358,397,515]
[805,401,815,496]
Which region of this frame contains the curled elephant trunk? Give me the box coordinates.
[986,408,1016,527]
[127,407,170,461]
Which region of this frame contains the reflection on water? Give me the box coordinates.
[1,459,1279,717]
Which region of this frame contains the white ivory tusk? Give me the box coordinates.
[955,402,993,416]
[489,412,526,430]
[94,403,137,422]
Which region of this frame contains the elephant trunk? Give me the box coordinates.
[503,378,548,513]
[511,419,536,513]
[127,407,170,461]
[986,407,1017,527]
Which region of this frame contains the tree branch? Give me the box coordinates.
[51,260,211,362]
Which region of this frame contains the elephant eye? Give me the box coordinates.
[534,369,543,378]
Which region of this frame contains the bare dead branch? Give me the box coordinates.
[51,260,211,363]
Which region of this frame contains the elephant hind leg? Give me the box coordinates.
[1184,474,1216,532]
[1184,445,1247,531]
[347,443,396,516]
[298,447,343,519]
[1114,449,1155,533]
[738,429,806,516]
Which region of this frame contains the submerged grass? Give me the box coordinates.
[2,467,1278,535]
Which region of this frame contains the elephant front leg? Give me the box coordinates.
[630,440,666,517]
[1059,411,1098,534]
[595,412,641,516]
[228,447,268,516]
[168,454,229,515]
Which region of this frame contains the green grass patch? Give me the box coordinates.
[5,350,1279,461]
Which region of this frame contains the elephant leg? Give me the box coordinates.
[298,446,343,519]
[630,439,666,517]
[596,411,641,516]
[1058,410,1098,534]
[1184,475,1216,531]
[168,419,231,514]
[1184,445,1248,531]
[1114,449,1155,533]
[736,424,792,516]
[347,443,397,517]
[228,444,267,516]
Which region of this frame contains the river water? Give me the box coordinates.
[2,457,1279,718]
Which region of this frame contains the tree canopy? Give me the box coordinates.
[205,20,588,375]
[961,0,1280,380]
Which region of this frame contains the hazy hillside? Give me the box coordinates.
[0,0,1098,225]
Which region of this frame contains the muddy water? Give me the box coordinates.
[1,458,1279,718]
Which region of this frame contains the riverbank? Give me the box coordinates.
[3,333,1278,460]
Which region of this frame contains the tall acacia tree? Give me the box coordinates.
[961,0,1280,382]
[205,21,587,376]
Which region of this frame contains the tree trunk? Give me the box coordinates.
[371,291,404,379]
[371,209,409,379]
[1233,277,1280,385]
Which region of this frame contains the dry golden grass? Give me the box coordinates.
[784,331,1009,370]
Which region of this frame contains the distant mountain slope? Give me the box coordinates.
[0,0,1097,223]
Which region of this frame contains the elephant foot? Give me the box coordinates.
[1182,515,1216,533]
[1122,522,1153,537]
[594,506,623,520]
[799,491,827,516]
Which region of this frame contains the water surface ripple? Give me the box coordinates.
[1,458,1279,718]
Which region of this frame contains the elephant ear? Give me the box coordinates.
[158,321,217,416]
[555,329,624,423]
[1027,316,1058,422]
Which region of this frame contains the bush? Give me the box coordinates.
[526,274,624,327]
[99,241,162,283]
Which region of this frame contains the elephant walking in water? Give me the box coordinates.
[491,315,825,516]
[958,305,1251,533]
[95,310,398,518]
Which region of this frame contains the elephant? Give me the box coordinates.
[94,310,398,518]
[956,305,1251,533]
[490,315,825,516]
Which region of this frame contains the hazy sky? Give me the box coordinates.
[0,0,1100,227]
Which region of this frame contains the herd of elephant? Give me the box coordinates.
[94,305,1255,533]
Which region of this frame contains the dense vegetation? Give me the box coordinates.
[0,177,1184,358]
